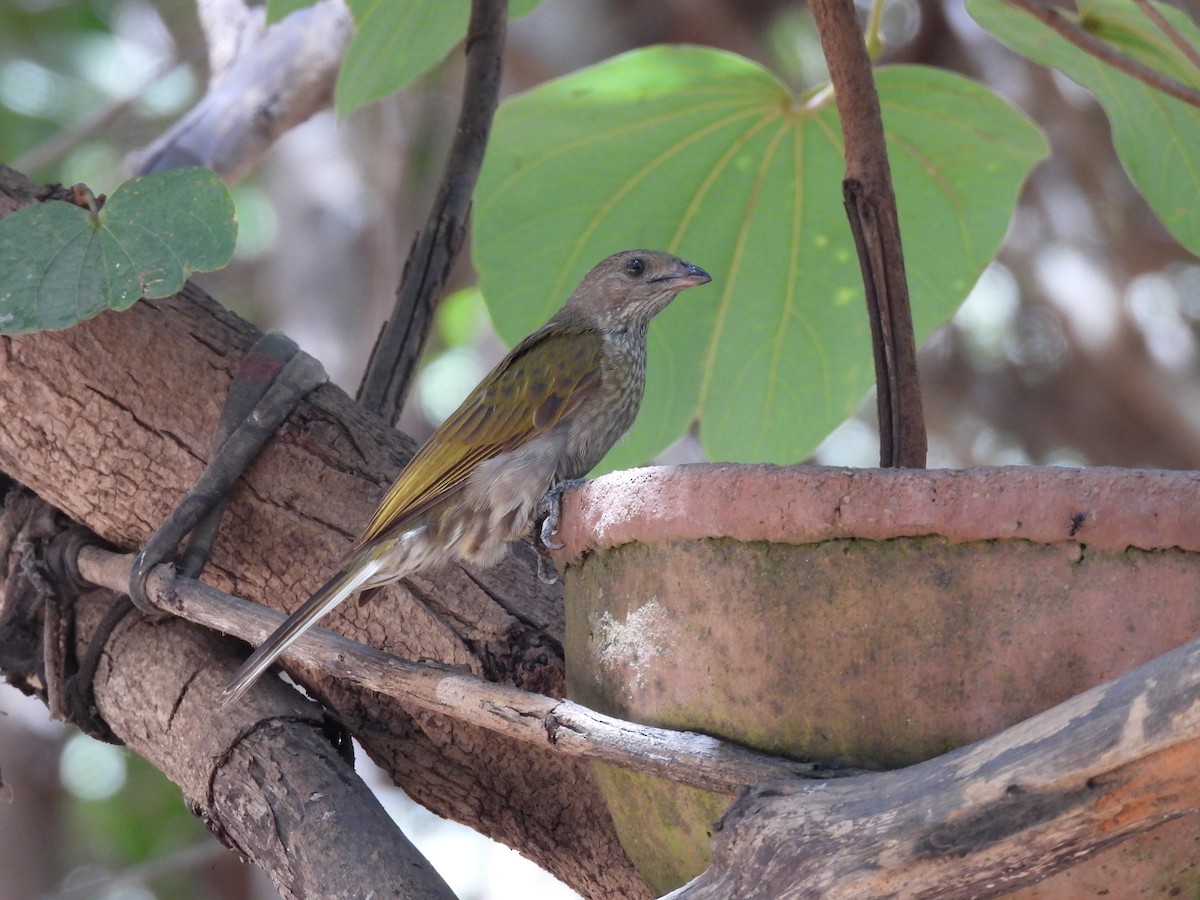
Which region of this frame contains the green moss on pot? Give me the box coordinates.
[565,535,1200,894]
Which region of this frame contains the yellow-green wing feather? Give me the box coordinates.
[357,327,603,545]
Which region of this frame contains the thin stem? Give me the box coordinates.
[356,0,508,422]
[1133,0,1200,74]
[1005,0,1200,109]
[13,46,199,177]
[809,0,926,468]
[865,0,886,59]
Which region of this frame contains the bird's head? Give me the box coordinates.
[559,249,711,331]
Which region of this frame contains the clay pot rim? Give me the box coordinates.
[552,464,1200,566]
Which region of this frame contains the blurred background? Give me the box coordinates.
[1,0,1198,896]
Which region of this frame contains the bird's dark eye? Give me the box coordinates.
[625,257,645,278]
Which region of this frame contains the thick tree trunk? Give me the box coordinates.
[0,165,649,899]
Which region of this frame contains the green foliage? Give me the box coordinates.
[0,2,152,184]
[334,0,543,116]
[0,168,236,334]
[968,0,1200,254]
[474,47,1048,468]
[436,285,488,347]
[266,0,318,25]
[65,746,212,899]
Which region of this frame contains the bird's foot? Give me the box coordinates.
[532,512,560,584]
[536,478,586,551]
[533,478,586,584]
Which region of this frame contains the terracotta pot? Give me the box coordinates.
[554,464,1200,896]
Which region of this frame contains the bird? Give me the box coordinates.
[219,249,711,706]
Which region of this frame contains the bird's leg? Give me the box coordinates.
[127,334,328,613]
[537,478,587,551]
[532,478,587,584]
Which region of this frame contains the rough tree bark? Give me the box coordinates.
[7,162,1200,897]
[0,165,651,898]
[0,488,457,900]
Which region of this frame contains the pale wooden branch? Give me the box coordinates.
[671,623,1200,899]
[75,524,1200,899]
[128,0,353,180]
[197,0,261,77]
[1004,0,1200,109]
[75,543,831,796]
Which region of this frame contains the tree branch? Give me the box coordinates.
[1004,0,1200,109]
[72,541,838,796]
[129,0,353,180]
[0,489,456,900]
[356,0,508,421]
[808,0,927,468]
[674,623,1200,898]
[0,164,650,899]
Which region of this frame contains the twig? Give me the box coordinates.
[808,0,926,468]
[74,543,838,796]
[356,0,508,422]
[1005,0,1200,109]
[1133,0,1200,74]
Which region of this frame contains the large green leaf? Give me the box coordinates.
[335,0,542,116]
[474,46,1048,468]
[0,167,236,334]
[969,0,1200,254]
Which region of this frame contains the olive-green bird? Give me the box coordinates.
[220,249,710,706]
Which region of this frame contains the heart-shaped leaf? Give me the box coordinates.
[969,0,1200,254]
[474,47,1048,468]
[0,167,237,334]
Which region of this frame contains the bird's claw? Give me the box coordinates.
[533,490,563,584]
[533,479,587,584]
[539,510,565,552]
[537,478,586,552]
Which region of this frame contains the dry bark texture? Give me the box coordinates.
[0,489,457,900]
[0,165,649,899]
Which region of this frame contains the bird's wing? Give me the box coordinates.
[356,326,603,545]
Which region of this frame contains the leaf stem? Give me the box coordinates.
[1003,0,1200,109]
[70,183,102,216]
[1132,0,1200,74]
[865,0,886,60]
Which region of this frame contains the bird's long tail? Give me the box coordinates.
[219,555,384,708]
